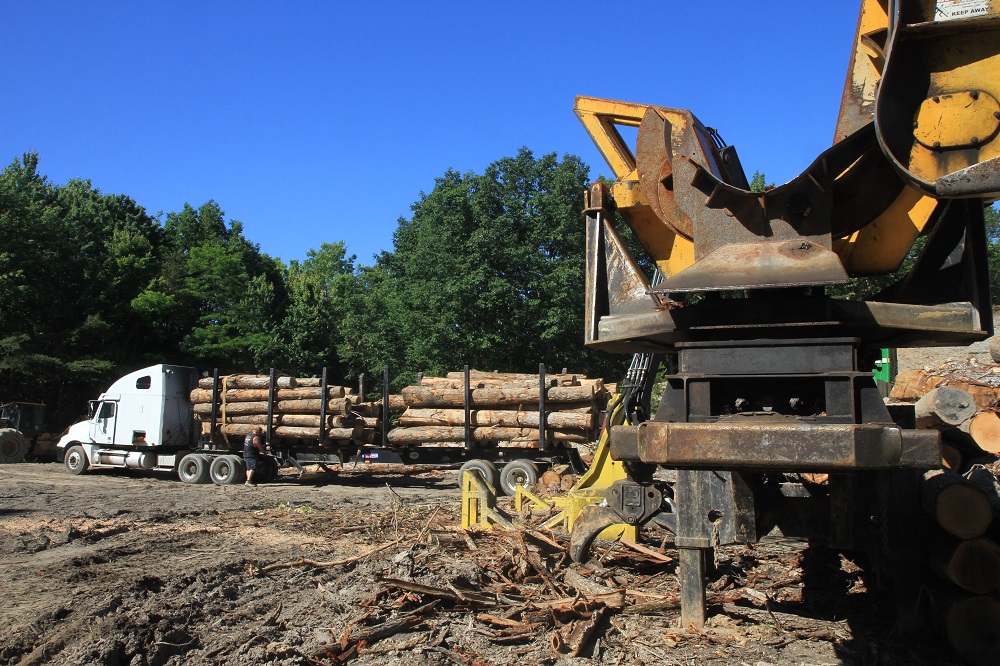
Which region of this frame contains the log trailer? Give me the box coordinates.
[568,0,1000,630]
[54,364,588,487]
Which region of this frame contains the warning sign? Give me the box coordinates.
[934,0,993,21]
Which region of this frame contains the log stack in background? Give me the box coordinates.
[386,370,610,449]
[191,374,382,445]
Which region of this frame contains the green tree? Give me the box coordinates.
[0,153,165,424]
[338,149,628,386]
[277,242,356,376]
[133,201,283,371]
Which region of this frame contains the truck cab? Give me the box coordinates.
[57,365,197,474]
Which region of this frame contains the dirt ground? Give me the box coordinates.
[0,462,972,666]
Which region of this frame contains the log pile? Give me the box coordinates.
[891,363,1000,465]
[386,370,610,449]
[890,361,1000,662]
[191,374,381,445]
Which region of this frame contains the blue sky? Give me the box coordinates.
[1,2,859,266]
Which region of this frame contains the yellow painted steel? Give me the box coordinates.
[461,470,515,530]
[541,396,638,542]
[834,187,938,273]
[835,0,889,142]
[574,96,698,278]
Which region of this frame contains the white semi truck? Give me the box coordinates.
[57,363,587,489]
[57,364,200,476]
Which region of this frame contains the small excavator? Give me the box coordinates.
[569,0,1000,629]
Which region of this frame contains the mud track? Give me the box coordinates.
[0,463,962,665]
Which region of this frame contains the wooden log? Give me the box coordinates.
[218,423,362,440]
[891,369,998,410]
[400,385,594,408]
[915,387,978,428]
[931,537,1000,594]
[420,376,581,388]
[192,398,352,416]
[941,594,1000,666]
[941,442,963,471]
[386,426,588,445]
[446,370,583,383]
[197,375,297,390]
[205,414,351,428]
[922,468,996,539]
[967,411,1000,455]
[991,337,1000,365]
[890,369,946,401]
[388,395,406,410]
[351,402,382,418]
[190,386,346,403]
[397,408,593,429]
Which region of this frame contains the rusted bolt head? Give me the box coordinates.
[995,111,1000,119]
[626,515,636,525]
[933,141,942,149]
[971,90,980,100]
[913,120,919,128]
[971,137,980,146]
[933,96,941,103]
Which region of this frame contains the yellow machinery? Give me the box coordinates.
[568,0,1000,629]
[461,388,639,542]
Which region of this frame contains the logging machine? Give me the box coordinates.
[568,0,1000,628]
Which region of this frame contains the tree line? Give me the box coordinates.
[0,149,627,428]
[3,151,998,430]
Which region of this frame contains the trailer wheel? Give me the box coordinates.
[64,445,89,475]
[178,453,211,484]
[459,459,499,492]
[499,459,540,496]
[0,428,29,464]
[210,455,246,485]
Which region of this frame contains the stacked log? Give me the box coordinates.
[191,374,381,445]
[386,370,609,448]
[890,363,1000,467]
[890,357,1000,656]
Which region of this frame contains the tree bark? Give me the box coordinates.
[192,398,352,416]
[915,387,978,428]
[190,386,346,403]
[197,375,297,390]
[200,414,352,428]
[445,370,582,382]
[420,376,581,388]
[400,385,594,408]
[386,425,588,445]
[398,407,593,429]
[218,423,362,440]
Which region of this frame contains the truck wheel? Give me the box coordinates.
[178,453,211,484]
[458,459,499,492]
[499,459,540,495]
[64,445,89,475]
[212,455,247,485]
[0,428,29,464]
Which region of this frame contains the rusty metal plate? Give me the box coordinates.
[608,419,930,470]
[653,240,849,292]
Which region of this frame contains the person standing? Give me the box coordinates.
[243,426,266,486]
